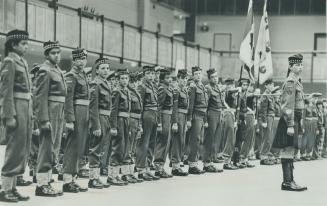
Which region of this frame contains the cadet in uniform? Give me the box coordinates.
[171,69,189,176]
[125,72,143,183]
[222,78,239,170]
[34,41,66,196]
[259,78,277,165]
[239,83,257,167]
[135,66,160,181]
[154,68,174,178]
[62,48,89,193]
[187,66,208,174]
[232,78,249,168]
[109,68,131,185]
[272,54,307,191]
[0,29,31,202]
[88,57,112,189]
[203,68,224,173]
[313,100,325,159]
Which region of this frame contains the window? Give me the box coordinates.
[207,0,220,14]
[267,0,279,14]
[311,0,326,14]
[236,0,249,15]
[221,0,235,14]
[295,0,309,14]
[280,0,295,14]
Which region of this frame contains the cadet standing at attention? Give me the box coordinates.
[170,69,190,176]
[204,68,224,173]
[109,68,131,185]
[187,66,208,174]
[62,48,89,193]
[34,41,66,197]
[0,29,32,202]
[272,54,307,191]
[154,68,174,178]
[88,57,111,189]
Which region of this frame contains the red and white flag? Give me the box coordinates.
[239,0,254,81]
[254,0,273,84]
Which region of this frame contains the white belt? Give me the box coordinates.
[48,95,65,103]
[13,92,32,100]
[178,108,188,114]
[99,109,111,116]
[161,110,172,115]
[74,99,90,106]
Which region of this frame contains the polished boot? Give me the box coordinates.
[12,188,30,201]
[0,191,18,202]
[138,173,153,181]
[188,166,205,175]
[88,179,105,189]
[281,159,307,192]
[122,175,137,184]
[172,168,188,176]
[107,176,128,186]
[35,185,58,197]
[63,182,79,193]
[16,176,32,186]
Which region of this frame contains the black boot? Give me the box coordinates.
[0,191,18,202]
[35,185,58,197]
[281,159,307,191]
[16,176,32,186]
[12,188,30,201]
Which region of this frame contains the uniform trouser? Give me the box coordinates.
[63,105,89,177]
[233,119,246,163]
[1,99,32,191]
[222,111,236,163]
[303,119,317,156]
[188,111,205,165]
[171,113,187,166]
[28,134,39,174]
[240,113,255,160]
[313,126,325,158]
[136,110,158,170]
[260,116,275,159]
[36,101,64,185]
[110,116,129,167]
[89,115,111,169]
[255,122,265,156]
[203,110,222,164]
[270,117,281,158]
[154,113,172,170]
[127,117,141,164]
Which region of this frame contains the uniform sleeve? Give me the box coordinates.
[172,90,179,124]
[64,73,77,123]
[258,95,268,123]
[110,90,120,129]
[187,85,196,121]
[34,67,50,122]
[89,81,100,131]
[0,59,16,120]
[281,81,296,127]
[157,85,167,125]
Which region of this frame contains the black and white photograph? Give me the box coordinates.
[0,0,326,205]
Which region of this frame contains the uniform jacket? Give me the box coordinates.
[280,75,304,127]
[110,86,130,129]
[128,85,143,114]
[138,79,158,109]
[89,76,112,131]
[317,109,325,127]
[0,52,31,120]
[258,88,275,123]
[205,83,224,111]
[34,60,67,123]
[172,85,189,124]
[187,81,208,121]
[64,66,89,123]
[158,81,174,124]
